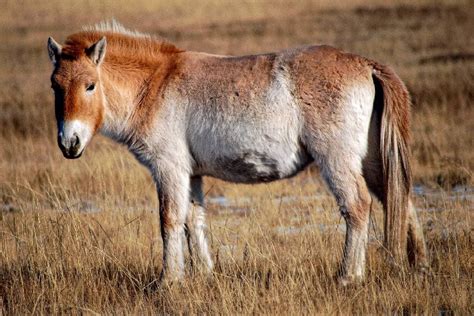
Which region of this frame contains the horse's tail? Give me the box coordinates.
[371,62,412,264]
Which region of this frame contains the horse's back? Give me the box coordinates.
[176,45,374,119]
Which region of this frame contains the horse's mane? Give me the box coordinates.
[82,19,152,39]
[61,20,183,62]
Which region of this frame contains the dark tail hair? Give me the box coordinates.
[371,62,412,263]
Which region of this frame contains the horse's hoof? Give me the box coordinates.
[336,274,364,287]
[415,263,431,277]
[143,270,185,294]
[143,278,162,294]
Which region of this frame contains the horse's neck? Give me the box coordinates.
[98,50,179,146]
[99,65,151,143]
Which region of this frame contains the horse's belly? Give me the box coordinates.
[194,141,313,183]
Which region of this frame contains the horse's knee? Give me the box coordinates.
[340,191,371,229]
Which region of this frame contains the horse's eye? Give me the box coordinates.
[86,83,95,92]
[51,80,60,90]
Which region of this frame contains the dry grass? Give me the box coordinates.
[0,0,473,314]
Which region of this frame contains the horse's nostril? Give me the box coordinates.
[72,135,80,148]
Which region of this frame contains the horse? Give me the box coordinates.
[46,21,428,286]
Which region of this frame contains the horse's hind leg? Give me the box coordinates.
[407,200,428,269]
[319,157,372,285]
[185,176,213,273]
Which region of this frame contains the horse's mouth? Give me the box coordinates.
[61,148,84,159]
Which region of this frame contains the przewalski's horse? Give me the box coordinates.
[47,21,428,285]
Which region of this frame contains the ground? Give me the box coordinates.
[0,0,473,313]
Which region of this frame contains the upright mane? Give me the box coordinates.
[61,20,183,62]
[82,19,152,38]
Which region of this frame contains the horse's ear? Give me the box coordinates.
[87,37,107,66]
[47,37,62,65]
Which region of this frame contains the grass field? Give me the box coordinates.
[0,0,473,314]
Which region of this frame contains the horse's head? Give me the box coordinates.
[47,36,107,159]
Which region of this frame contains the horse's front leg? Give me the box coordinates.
[185,176,213,273]
[154,165,190,283]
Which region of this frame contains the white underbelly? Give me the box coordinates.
[189,121,312,183]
